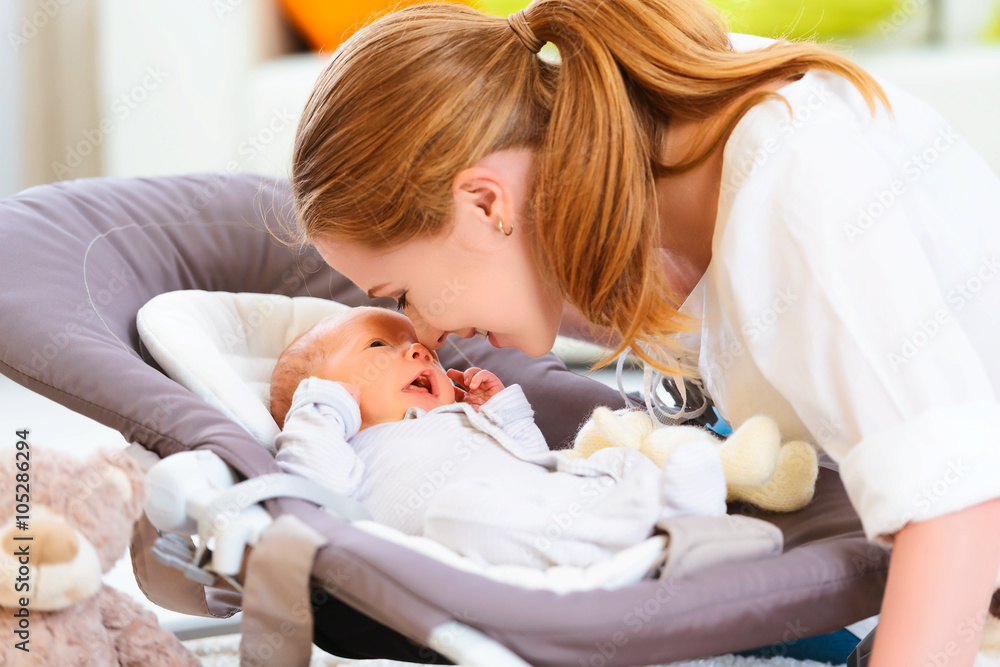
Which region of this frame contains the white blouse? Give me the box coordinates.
[682,63,1000,546]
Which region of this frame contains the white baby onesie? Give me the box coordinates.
[276,377,726,568]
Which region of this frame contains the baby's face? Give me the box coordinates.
[313,308,455,428]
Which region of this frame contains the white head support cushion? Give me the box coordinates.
[137,290,350,452]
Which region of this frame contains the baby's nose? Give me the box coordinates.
[408,343,432,361]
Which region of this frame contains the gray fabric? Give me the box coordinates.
[0,174,888,666]
[655,515,783,581]
[130,513,241,620]
[241,514,326,667]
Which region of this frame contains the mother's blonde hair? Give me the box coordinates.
[291,0,887,374]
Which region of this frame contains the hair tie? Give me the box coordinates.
[507,10,544,54]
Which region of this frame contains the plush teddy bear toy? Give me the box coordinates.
[0,445,200,667]
[568,408,819,512]
[982,611,1000,666]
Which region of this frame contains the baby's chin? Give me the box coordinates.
[404,393,456,413]
[389,394,456,421]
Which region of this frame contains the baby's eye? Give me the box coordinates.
[368,340,388,348]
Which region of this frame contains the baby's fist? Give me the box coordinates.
[447,367,504,411]
[335,381,361,406]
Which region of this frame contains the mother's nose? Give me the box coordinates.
[411,319,449,351]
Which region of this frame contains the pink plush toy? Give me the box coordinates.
[0,446,199,666]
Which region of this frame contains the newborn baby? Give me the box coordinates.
[270,306,727,569]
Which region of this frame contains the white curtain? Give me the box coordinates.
[19,0,101,188]
[0,3,22,198]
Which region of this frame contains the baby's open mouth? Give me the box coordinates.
[403,370,437,397]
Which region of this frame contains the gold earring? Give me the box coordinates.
[498,219,513,236]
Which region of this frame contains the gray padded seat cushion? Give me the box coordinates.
[0,173,888,665]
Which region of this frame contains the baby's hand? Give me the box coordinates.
[447,367,504,411]
[334,381,361,406]
[299,376,362,406]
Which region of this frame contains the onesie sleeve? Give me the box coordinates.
[714,77,1000,546]
[274,377,366,497]
[479,384,552,456]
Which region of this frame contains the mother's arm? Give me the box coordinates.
[870,497,1000,667]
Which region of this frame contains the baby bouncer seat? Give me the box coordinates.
[0,173,889,665]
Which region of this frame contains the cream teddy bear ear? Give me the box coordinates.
[979,612,1000,664]
[727,441,818,513]
[571,407,655,458]
[641,422,721,469]
[717,415,782,487]
[93,449,147,522]
[602,408,657,442]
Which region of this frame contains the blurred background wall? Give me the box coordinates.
[20,0,102,188]
[2,0,999,200]
[0,2,23,198]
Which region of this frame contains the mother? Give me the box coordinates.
[288,1,1000,664]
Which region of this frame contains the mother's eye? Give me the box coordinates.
[395,291,409,312]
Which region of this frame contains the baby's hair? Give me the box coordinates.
[290,0,889,376]
[270,317,339,429]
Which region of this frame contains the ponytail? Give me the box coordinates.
[520,0,888,374]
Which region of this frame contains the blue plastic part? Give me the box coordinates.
[736,628,861,665]
[705,407,733,436]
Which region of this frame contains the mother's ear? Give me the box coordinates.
[450,167,513,252]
